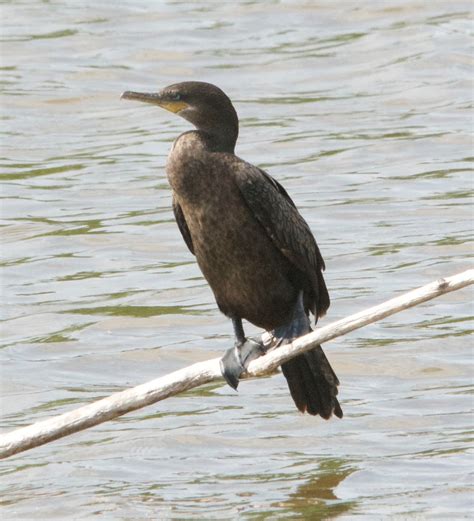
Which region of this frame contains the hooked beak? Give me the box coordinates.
[121,91,189,114]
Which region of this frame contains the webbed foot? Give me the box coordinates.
[220,337,265,390]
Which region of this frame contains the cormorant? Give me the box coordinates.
[121,81,342,419]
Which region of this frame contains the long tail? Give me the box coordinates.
[281,346,343,419]
[273,291,342,419]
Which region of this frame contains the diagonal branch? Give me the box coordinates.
[0,269,472,459]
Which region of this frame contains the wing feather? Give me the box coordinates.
[172,196,194,255]
[237,164,329,318]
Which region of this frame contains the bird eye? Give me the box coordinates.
[169,92,181,101]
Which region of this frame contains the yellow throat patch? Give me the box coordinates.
[159,101,189,113]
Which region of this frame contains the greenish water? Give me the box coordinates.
[1,1,473,519]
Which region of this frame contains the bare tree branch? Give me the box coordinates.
[1,269,472,459]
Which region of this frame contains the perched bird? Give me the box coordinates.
[121,81,342,419]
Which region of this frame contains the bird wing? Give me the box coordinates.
[236,163,329,318]
[172,196,195,255]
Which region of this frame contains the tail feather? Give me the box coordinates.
[281,345,343,419]
[274,291,342,419]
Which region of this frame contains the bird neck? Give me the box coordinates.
[183,103,239,152]
[203,125,238,153]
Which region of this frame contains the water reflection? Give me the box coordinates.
[272,459,357,519]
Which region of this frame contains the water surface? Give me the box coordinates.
[1,1,473,519]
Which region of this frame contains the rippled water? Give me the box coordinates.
[1,1,473,519]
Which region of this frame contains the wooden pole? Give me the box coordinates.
[1,269,472,459]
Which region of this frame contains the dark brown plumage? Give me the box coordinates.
[122,81,342,419]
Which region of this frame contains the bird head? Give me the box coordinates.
[121,81,238,151]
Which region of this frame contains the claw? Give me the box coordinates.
[220,338,265,389]
[220,346,243,389]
